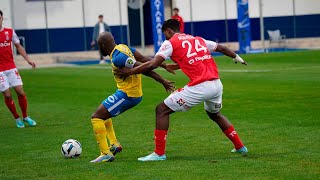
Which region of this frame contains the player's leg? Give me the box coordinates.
[8,69,36,126]
[0,72,24,128]
[204,79,247,155]
[13,85,36,126]
[2,89,24,128]
[139,86,202,161]
[90,104,115,163]
[206,111,247,155]
[90,90,142,162]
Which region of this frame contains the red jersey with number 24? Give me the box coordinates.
[156,33,219,86]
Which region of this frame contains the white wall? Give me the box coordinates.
[84,0,128,26]
[3,0,320,30]
[8,0,128,30]
[175,0,320,22]
[0,0,13,28]
[46,0,83,28]
[12,0,46,29]
[295,0,320,15]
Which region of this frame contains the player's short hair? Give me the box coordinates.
[173,8,179,11]
[162,19,180,32]
[0,10,3,17]
[98,14,103,18]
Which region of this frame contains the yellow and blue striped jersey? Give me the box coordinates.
[110,44,142,97]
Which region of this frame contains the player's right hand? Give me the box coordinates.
[165,64,180,74]
[28,61,36,69]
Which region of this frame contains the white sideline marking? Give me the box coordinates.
[17,64,320,73]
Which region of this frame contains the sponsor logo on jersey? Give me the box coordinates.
[127,58,134,65]
[0,42,11,47]
[188,54,212,65]
[5,31,10,41]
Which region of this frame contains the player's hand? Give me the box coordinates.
[162,79,175,93]
[114,67,132,79]
[233,54,247,66]
[28,61,36,69]
[165,64,177,74]
[91,41,95,46]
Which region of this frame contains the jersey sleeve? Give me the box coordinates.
[202,38,218,52]
[155,40,173,59]
[129,47,136,54]
[112,53,136,69]
[12,30,20,44]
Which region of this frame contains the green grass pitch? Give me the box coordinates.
[0,50,319,179]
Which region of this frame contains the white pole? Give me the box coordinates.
[81,0,87,51]
[44,0,50,53]
[139,0,145,53]
[224,0,229,42]
[119,0,123,43]
[259,0,265,52]
[292,0,296,38]
[126,0,131,46]
[189,0,194,35]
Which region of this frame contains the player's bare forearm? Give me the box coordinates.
[131,56,164,75]
[15,43,36,68]
[134,50,167,69]
[215,44,237,58]
[15,44,30,61]
[143,70,165,84]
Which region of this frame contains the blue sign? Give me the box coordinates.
[237,0,251,54]
[150,0,165,53]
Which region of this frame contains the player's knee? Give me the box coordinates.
[3,93,12,100]
[17,91,25,97]
[206,110,220,121]
[155,104,166,117]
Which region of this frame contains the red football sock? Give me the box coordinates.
[154,129,168,156]
[5,98,20,119]
[18,95,28,118]
[223,126,244,150]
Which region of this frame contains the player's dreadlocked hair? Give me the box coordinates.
[162,19,180,32]
[0,10,3,17]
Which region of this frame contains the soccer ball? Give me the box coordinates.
[61,139,82,158]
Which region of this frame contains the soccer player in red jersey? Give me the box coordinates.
[171,8,184,33]
[116,19,248,161]
[0,10,37,128]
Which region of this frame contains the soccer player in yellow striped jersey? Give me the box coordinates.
[90,32,175,163]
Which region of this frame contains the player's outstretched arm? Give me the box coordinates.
[215,44,247,66]
[14,43,36,69]
[133,50,174,74]
[115,55,165,76]
[133,60,175,93]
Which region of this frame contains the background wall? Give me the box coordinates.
[7,0,128,53]
[1,0,319,53]
[175,0,320,43]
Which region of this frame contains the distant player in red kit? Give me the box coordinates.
[116,19,248,161]
[0,10,37,128]
[171,8,184,33]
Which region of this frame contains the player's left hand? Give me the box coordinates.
[233,54,247,66]
[28,61,36,69]
[114,67,132,78]
[162,79,175,93]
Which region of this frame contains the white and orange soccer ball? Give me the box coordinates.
[61,139,82,158]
